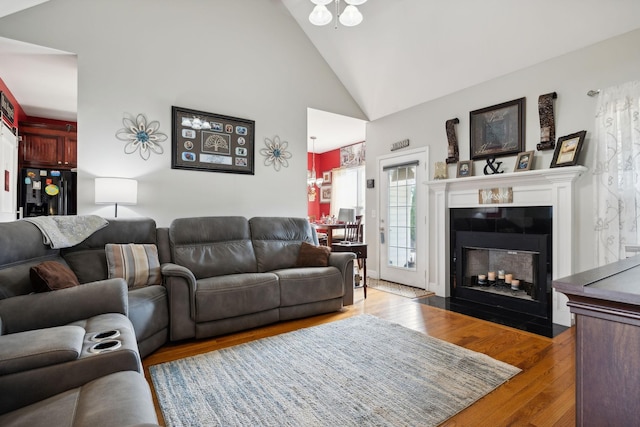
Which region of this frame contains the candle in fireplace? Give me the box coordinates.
[487,271,496,286]
[505,273,513,284]
[511,279,520,290]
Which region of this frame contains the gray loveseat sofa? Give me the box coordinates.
[161,216,355,341]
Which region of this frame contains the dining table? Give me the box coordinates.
[312,222,348,246]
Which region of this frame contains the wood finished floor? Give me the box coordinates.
[143,288,576,427]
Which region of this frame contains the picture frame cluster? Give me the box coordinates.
[450,96,587,178]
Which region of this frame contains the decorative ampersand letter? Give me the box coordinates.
[483,157,504,175]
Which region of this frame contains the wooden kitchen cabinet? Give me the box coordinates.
[19,123,77,169]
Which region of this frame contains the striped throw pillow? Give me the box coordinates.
[105,243,162,288]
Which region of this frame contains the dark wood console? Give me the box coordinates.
[553,256,640,426]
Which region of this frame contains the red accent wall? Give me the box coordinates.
[0,77,26,129]
[307,148,341,219]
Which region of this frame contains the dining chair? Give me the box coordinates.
[341,215,362,243]
[332,208,356,241]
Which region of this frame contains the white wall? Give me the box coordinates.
[0,0,365,226]
[365,28,640,284]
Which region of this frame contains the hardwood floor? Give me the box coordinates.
[142,288,576,426]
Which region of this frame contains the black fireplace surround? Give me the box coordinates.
[449,206,553,331]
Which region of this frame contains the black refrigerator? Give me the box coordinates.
[19,168,77,217]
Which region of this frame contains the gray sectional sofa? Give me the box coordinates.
[0,215,355,426]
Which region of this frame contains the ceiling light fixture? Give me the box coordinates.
[309,0,367,28]
[307,136,324,188]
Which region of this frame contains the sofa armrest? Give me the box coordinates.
[0,279,128,335]
[161,263,198,341]
[161,263,197,286]
[329,252,356,306]
[0,325,84,375]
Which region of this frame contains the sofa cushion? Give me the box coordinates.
[0,221,58,268]
[195,273,279,323]
[30,261,80,292]
[127,285,168,356]
[0,220,64,297]
[249,217,316,272]
[0,371,159,427]
[106,244,161,288]
[61,218,158,284]
[169,217,257,279]
[275,267,344,307]
[0,326,84,375]
[295,242,331,267]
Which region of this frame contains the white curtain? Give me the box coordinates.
[330,165,365,218]
[593,80,640,265]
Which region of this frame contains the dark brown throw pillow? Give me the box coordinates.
[30,261,80,293]
[295,242,331,267]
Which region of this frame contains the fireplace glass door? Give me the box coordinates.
[454,231,550,319]
[461,246,538,300]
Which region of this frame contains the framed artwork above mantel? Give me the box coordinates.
[470,97,525,160]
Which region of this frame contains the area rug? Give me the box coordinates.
[150,315,520,427]
[368,279,435,299]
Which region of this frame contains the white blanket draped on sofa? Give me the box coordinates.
[22,215,109,249]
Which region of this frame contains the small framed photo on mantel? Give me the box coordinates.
[456,160,473,178]
[550,131,586,168]
[514,151,534,172]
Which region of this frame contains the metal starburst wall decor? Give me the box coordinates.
[260,135,292,171]
[115,113,167,160]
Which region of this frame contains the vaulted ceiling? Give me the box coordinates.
[2,0,640,152]
[284,0,640,121]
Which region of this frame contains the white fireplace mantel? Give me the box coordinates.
[425,165,587,327]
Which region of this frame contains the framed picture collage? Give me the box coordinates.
[171,106,255,175]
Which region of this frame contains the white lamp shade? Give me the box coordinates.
[309,4,332,26]
[311,0,333,5]
[339,5,363,26]
[345,0,367,5]
[95,178,138,205]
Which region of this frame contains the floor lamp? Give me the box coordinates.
[95,177,138,217]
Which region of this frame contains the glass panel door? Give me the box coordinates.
[379,150,427,288]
